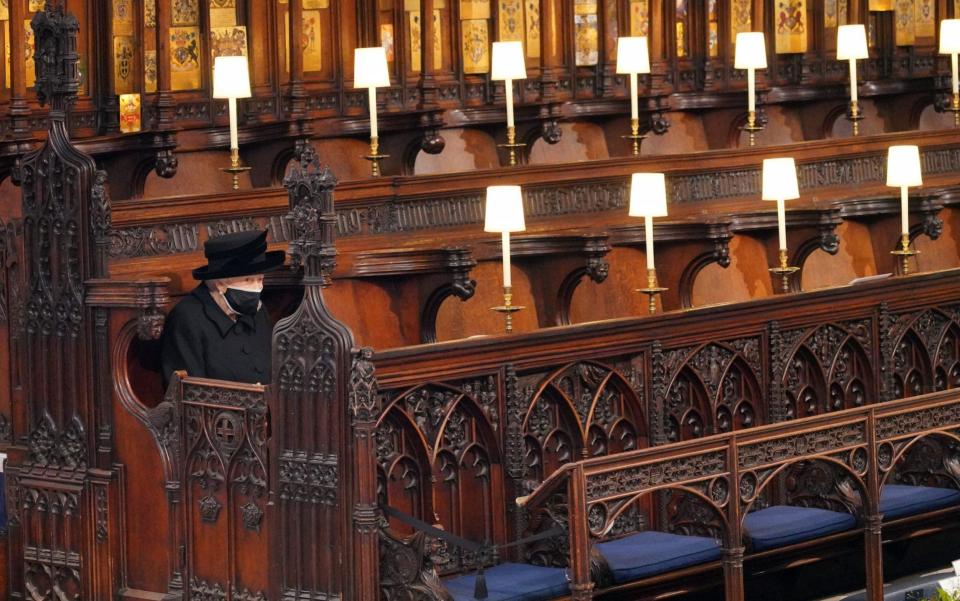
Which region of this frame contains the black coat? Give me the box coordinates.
[160,285,272,387]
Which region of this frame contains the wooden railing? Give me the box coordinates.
[517,388,960,601]
[370,267,960,598]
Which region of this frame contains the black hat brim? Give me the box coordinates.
[192,250,286,280]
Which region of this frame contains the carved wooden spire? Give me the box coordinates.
[7,5,118,601]
[31,3,80,113]
[283,141,338,286]
[271,147,378,599]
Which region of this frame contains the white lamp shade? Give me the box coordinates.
[212,56,251,99]
[484,186,526,232]
[734,32,767,69]
[492,41,527,80]
[886,145,923,187]
[628,173,668,217]
[761,158,800,201]
[836,24,868,59]
[616,37,651,74]
[354,47,390,88]
[940,19,960,54]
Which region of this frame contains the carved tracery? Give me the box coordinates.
[660,340,763,441]
[779,322,875,418]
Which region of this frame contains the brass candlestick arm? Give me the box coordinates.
[220,147,251,191]
[490,286,525,334]
[742,110,764,147]
[890,233,918,275]
[946,93,960,128]
[769,249,799,293]
[847,99,864,137]
[497,126,527,167]
[622,117,646,156]
[364,136,389,177]
[637,268,668,314]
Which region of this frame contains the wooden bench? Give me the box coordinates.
[371,271,960,601]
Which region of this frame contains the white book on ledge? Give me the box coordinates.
[849,273,892,285]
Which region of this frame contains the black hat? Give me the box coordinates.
[192,230,286,280]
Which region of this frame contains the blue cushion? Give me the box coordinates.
[744,505,856,551]
[879,484,960,520]
[594,530,722,583]
[443,562,570,601]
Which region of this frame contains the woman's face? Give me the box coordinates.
[211,274,264,293]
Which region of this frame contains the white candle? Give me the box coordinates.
[228,97,238,150]
[777,198,787,251]
[505,78,515,129]
[900,186,909,236]
[849,58,858,103]
[368,86,378,139]
[644,216,655,270]
[952,53,959,96]
[502,231,512,287]
[629,72,639,121]
[747,68,756,113]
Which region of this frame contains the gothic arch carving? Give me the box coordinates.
[780,322,875,417]
[660,340,763,441]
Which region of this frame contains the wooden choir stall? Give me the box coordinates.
[4,2,960,601]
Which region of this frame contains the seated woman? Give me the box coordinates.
[160,229,284,386]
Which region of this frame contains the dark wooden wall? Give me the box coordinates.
[0,0,955,204]
[1,3,960,601]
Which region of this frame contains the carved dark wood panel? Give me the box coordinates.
[268,146,374,601]
[377,379,504,574]
[6,7,118,601]
[887,308,960,400]
[521,361,647,484]
[659,339,763,442]
[778,321,876,419]
[180,380,269,600]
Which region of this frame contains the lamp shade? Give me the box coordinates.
[836,24,868,59]
[734,32,767,69]
[492,41,527,80]
[616,37,651,74]
[940,19,960,54]
[212,56,251,99]
[761,158,800,201]
[886,145,923,187]
[484,186,526,232]
[628,173,668,217]
[353,47,390,88]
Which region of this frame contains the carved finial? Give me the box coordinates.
[31,3,80,111]
[283,148,338,284]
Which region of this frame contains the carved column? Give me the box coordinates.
[286,0,307,118]
[152,0,178,177]
[270,152,360,600]
[863,412,883,601]
[567,465,594,601]
[350,348,381,601]
[767,321,787,422]
[419,0,439,107]
[539,0,563,101]
[8,0,30,138]
[724,443,745,601]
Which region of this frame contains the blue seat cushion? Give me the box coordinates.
[880,484,960,520]
[443,562,570,601]
[594,530,722,583]
[744,505,856,551]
